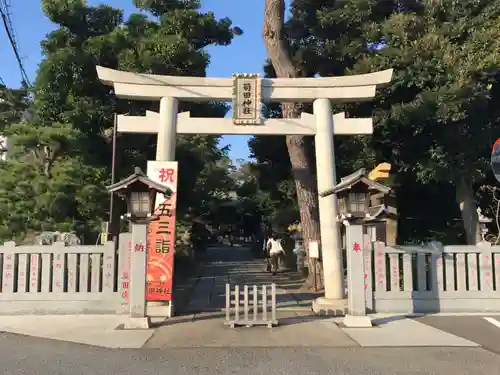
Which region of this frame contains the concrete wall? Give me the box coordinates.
[359,241,500,313]
[0,240,123,315]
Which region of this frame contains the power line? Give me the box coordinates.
[1,0,16,46]
[0,0,31,87]
[0,0,29,85]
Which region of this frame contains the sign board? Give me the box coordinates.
[309,241,320,258]
[232,73,262,125]
[146,161,179,301]
[492,138,500,183]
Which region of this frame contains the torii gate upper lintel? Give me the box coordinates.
[96,65,393,311]
[96,65,392,102]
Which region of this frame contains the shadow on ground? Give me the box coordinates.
[174,245,319,315]
[144,310,357,348]
[151,311,327,328]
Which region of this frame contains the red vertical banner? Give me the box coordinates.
[146,161,178,301]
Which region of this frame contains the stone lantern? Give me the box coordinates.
[320,168,397,246]
[106,166,173,329]
[320,168,395,328]
[107,167,173,223]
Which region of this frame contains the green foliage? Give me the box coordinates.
[283,0,499,182]
[0,85,31,132]
[347,0,500,184]
[0,0,241,243]
[250,0,500,243]
[0,156,107,241]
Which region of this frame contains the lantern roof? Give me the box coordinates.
[107,167,172,195]
[320,168,391,197]
[365,204,390,220]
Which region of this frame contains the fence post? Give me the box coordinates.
[52,241,66,293]
[271,283,277,323]
[243,285,249,322]
[495,247,500,293]
[117,232,132,314]
[478,242,494,292]
[343,221,372,328]
[124,222,150,329]
[235,285,240,323]
[102,241,116,293]
[253,285,258,321]
[2,241,16,294]
[363,234,373,312]
[225,283,231,321]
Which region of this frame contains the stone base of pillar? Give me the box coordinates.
[343,314,372,328]
[312,297,347,316]
[124,317,151,330]
[146,301,173,317]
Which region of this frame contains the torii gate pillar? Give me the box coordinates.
[157,97,178,160]
[313,98,344,306]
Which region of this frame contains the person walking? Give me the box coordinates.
[262,222,272,254]
[266,233,285,276]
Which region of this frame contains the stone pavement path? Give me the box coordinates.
[182,245,320,314]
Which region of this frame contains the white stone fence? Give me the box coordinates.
[0,240,121,314]
[357,240,500,313]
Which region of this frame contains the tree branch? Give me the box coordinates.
[262,0,297,78]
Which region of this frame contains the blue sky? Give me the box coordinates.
[0,0,273,161]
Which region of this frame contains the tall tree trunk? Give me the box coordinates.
[263,0,323,289]
[455,177,480,244]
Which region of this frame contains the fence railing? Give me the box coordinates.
[366,241,500,313]
[225,283,278,328]
[0,240,120,314]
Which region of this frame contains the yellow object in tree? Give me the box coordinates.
[287,222,301,232]
[368,162,391,181]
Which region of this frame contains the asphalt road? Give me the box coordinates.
[414,315,500,355]
[1,332,500,375]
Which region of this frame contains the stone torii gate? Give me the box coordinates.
[96,66,393,314]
